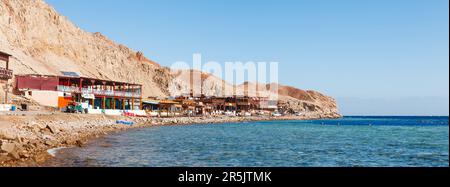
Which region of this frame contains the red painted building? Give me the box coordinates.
[15,74,143,110]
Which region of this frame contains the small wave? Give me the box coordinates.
[47,147,67,157]
[416,152,437,157]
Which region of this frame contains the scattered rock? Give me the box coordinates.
[42,134,52,139]
[1,142,16,153]
[9,151,20,160]
[29,140,39,149]
[63,138,76,145]
[13,142,24,151]
[32,127,40,134]
[44,140,56,146]
[16,136,23,144]
[75,140,84,147]
[36,122,47,130]
[46,124,58,134]
[19,149,30,158]
[0,153,11,162]
[0,129,16,140]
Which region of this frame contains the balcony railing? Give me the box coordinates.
[0,67,13,80]
[58,85,141,98]
[57,85,80,93]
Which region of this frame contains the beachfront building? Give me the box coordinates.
[236,96,261,112]
[143,97,202,117]
[200,96,239,115]
[131,93,281,117]
[177,98,196,116]
[158,100,182,117]
[258,97,279,111]
[0,51,13,105]
[203,97,226,115]
[142,99,160,111]
[15,73,143,114]
[195,101,206,115]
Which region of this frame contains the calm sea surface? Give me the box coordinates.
[44,116,449,167]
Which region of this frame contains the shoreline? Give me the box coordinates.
[0,112,341,167]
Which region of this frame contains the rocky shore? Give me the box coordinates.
[0,112,341,167]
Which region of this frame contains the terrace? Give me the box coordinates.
[1,51,13,104]
[57,76,142,99]
[0,67,12,80]
[56,85,141,98]
[0,51,12,80]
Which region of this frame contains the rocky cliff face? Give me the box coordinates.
[0,0,168,97]
[0,0,340,116]
[275,84,340,115]
[236,82,340,115]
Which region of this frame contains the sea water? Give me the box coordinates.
[44,116,449,167]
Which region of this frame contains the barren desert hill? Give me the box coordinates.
[0,0,170,98]
[235,82,339,114]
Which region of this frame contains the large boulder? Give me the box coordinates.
[46,124,59,134]
[0,129,16,140]
[28,121,46,130]
[1,142,15,153]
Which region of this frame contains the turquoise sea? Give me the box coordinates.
[44,116,449,167]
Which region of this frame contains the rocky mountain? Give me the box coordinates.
[0,0,170,97]
[274,84,340,115]
[0,0,340,117]
[236,82,339,115]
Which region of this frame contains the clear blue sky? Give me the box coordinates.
[46,0,449,116]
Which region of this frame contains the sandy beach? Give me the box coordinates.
[0,112,341,167]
